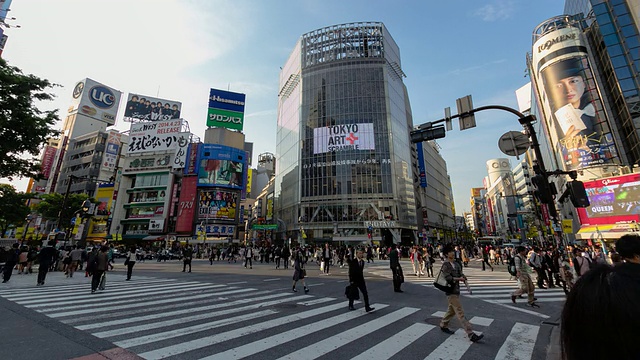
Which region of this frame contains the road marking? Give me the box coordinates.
[46,287,252,318]
[0,278,173,296]
[424,328,482,360]
[470,292,564,298]
[297,297,336,306]
[306,283,324,287]
[491,297,566,303]
[350,323,435,360]
[198,304,389,360]
[263,278,280,282]
[93,294,312,338]
[138,301,358,360]
[469,316,494,327]
[432,311,446,317]
[485,300,550,319]
[277,307,419,360]
[114,310,277,348]
[494,322,540,360]
[227,281,248,285]
[77,292,291,330]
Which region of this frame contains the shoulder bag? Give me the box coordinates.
[433,263,454,293]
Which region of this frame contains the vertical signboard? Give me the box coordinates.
[172,132,191,169]
[69,78,122,126]
[266,192,274,221]
[40,145,57,178]
[416,142,427,188]
[532,27,618,171]
[103,131,121,171]
[207,88,246,130]
[185,143,201,175]
[175,176,198,233]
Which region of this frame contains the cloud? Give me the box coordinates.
[473,0,516,22]
[444,59,507,77]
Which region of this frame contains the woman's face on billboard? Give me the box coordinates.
[555,75,585,108]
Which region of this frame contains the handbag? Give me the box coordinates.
[345,284,360,300]
[395,266,405,284]
[320,261,325,271]
[301,268,307,277]
[433,264,454,293]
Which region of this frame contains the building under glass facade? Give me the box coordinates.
[275,22,417,245]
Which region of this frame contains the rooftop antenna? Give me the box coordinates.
[156,85,160,97]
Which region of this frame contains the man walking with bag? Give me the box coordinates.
[511,246,539,308]
[436,245,483,342]
[347,248,374,312]
[389,244,404,293]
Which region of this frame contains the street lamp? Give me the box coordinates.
[21,214,35,243]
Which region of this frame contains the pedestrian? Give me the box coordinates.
[67,245,84,278]
[437,244,483,342]
[389,244,403,292]
[366,245,374,263]
[481,246,494,271]
[91,245,109,293]
[511,246,539,308]
[107,244,115,270]
[292,248,309,293]
[37,240,57,286]
[347,248,374,312]
[2,243,20,283]
[572,248,592,279]
[461,247,470,267]
[561,262,639,359]
[85,247,98,277]
[274,246,282,269]
[615,234,640,264]
[529,247,548,289]
[182,245,193,273]
[322,243,331,275]
[282,245,290,269]
[244,245,253,269]
[18,246,28,274]
[410,247,418,276]
[125,246,136,281]
[425,249,435,277]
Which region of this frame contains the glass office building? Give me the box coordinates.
[276,22,417,245]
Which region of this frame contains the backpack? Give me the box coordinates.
[508,257,517,276]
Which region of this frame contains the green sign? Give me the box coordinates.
[207,108,244,130]
[252,224,278,230]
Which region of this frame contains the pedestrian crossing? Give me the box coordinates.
[0,276,544,360]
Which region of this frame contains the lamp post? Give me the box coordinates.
[21,214,35,244]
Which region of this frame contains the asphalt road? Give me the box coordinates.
[0,258,563,360]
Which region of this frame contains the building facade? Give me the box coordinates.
[275,22,417,245]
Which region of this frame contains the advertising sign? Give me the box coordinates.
[127,119,184,154]
[172,132,190,169]
[266,193,274,221]
[175,176,198,233]
[185,143,200,175]
[103,131,121,171]
[123,154,173,173]
[69,78,122,126]
[149,219,165,232]
[198,189,238,221]
[246,168,253,195]
[95,184,114,217]
[532,27,618,171]
[416,142,427,188]
[313,123,375,154]
[577,173,640,225]
[40,145,57,178]
[124,94,181,122]
[202,224,235,236]
[207,88,246,131]
[197,144,246,189]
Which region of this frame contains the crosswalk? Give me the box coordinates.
[0,276,544,360]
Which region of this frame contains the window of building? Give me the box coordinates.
[618,14,632,27]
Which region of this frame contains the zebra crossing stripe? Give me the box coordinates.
[470,292,564,299]
[494,322,540,360]
[0,278,173,296]
[93,294,313,338]
[198,303,391,360]
[137,301,371,360]
[276,307,419,360]
[349,323,435,360]
[46,287,252,318]
[25,283,225,308]
[297,297,337,306]
[1,280,178,301]
[424,328,482,360]
[76,292,292,330]
[491,297,567,303]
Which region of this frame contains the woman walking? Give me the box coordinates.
[125,246,136,281]
[292,248,309,293]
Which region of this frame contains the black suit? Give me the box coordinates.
[37,246,56,284]
[347,256,370,309]
[389,248,402,291]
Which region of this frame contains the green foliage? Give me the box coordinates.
[0,184,32,237]
[0,58,59,180]
[34,193,91,230]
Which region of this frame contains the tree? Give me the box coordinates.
[34,193,91,232]
[0,184,32,237]
[0,58,59,180]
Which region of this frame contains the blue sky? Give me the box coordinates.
[2,0,564,213]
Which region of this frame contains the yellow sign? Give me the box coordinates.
[246,169,252,195]
[562,219,573,234]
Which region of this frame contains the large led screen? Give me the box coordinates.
[313,123,375,154]
[198,189,238,221]
[197,144,246,189]
[577,173,640,225]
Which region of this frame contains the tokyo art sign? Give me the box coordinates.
[313,123,375,154]
[127,119,184,154]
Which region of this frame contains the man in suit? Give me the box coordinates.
[347,249,374,312]
[389,244,403,292]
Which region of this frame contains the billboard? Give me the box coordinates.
[202,224,235,236]
[266,193,274,221]
[40,145,57,178]
[198,189,238,221]
[577,173,640,225]
[103,131,121,171]
[197,144,246,189]
[127,119,184,154]
[532,27,618,171]
[416,142,427,188]
[185,143,201,175]
[123,93,182,122]
[313,123,376,154]
[207,88,246,130]
[172,133,190,169]
[68,78,122,126]
[246,168,253,195]
[175,176,198,233]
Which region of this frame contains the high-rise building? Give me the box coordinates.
[276,22,417,245]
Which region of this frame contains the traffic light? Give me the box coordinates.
[567,181,590,208]
[410,126,446,143]
[531,174,553,204]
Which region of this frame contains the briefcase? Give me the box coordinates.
[345,284,360,300]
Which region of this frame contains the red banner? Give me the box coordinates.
[40,146,57,178]
[175,176,198,233]
[541,204,550,225]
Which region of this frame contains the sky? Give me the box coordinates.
[1,0,565,213]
